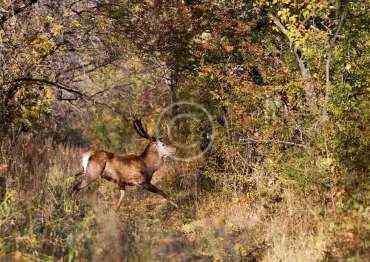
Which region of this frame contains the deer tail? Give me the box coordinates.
[81,151,93,172]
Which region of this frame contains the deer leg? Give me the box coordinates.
[102,175,118,184]
[142,183,178,208]
[74,170,84,178]
[68,171,85,195]
[69,179,82,195]
[115,187,125,210]
[70,161,105,196]
[101,175,125,210]
[70,175,97,196]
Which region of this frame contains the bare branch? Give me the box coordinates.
[269,13,311,79]
[7,77,86,97]
[326,1,347,86]
[239,137,307,148]
[57,96,79,101]
[0,0,40,27]
[269,14,289,36]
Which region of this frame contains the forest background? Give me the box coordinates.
[0,0,369,260]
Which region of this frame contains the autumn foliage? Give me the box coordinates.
[0,0,369,260]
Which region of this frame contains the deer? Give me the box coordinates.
[69,119,177,209]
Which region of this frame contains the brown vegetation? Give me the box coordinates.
[0,0,369,261]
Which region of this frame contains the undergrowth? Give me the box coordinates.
[0,137,368,261]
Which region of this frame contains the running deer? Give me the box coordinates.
[69,119,177,209]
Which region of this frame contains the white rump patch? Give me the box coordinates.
[81,151,92,172]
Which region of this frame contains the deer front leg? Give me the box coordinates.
[115,186,126,210]
[142,183,178,208]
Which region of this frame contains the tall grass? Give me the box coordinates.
[0,137,368,260]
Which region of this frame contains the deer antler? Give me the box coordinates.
[133,119,155,141]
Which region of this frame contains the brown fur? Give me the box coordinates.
[70,141,177,209]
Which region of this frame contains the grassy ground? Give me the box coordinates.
[0,140,368,261]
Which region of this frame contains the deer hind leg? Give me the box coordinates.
[70,175,96,196]
[142,183,178,208]
[74,170,84,178]
[70,160,105,196]
[69,179,83,196]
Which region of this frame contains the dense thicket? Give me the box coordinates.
[0,0,368,260]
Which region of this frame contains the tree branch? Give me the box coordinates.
[0,0,40,27]
[8,77,86,97]
[269,13,311,79]
[239,137,307,148]
[57,96,79,101]
[326,1,347,86]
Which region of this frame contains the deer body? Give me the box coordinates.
[82,143,164,186]
[70,120,177,209]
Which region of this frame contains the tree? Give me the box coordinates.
[0,0,124,136]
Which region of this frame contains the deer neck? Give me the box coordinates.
[141,142,163,172]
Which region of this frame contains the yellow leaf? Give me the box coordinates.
[51,24,63,36]
[71,20,81,28]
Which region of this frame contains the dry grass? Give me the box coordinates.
[0,138,368,261]
[263,190,330,262]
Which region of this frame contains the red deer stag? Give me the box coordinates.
[70,119,177,209]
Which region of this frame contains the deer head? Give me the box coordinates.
[133,119,176,159]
